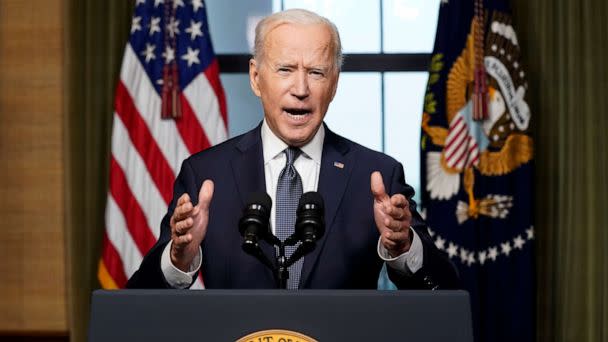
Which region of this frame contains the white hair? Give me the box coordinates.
[253,8,343,71]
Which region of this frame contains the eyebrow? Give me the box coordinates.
[273,63,330,72]
[274,62,297,69]
[307,66,330,71]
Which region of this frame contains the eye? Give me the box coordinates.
[277,67,291,74]
[309,70,325,77]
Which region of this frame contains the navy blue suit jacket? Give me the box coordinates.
[127,124,460,289]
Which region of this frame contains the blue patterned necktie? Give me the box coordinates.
[275,147,303,289]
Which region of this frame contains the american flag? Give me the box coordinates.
[444,112,480,170]
[98,0,227,289]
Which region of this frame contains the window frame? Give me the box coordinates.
[217,53,430,73]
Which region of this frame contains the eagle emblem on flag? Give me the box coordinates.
[422,10,533,224]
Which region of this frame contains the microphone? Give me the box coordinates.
[238,192,272,252]
[294,191,325,247]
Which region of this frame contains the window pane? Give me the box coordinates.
[219,74,264,137]
[206,0,272,54]
[384,72,428,205]
[282,0,381,53]
[325,73,382,152]
[382,0,440,53]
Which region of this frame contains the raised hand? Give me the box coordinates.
[370,171,412,257]
[170,179,214,271]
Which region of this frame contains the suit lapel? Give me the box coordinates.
[231,125,266,206]
[230,125,277,268]
[300,127,354,287]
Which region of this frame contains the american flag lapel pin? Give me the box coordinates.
[333,161,344,169]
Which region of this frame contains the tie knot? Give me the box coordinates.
[284,147,301,166]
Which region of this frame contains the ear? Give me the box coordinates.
[249,58,262,97]
[329,71,340,101]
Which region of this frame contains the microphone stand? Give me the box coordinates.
[276,241,288,289]
[243,233,314,289]
[277,235,317,289]
[241,239,275,271]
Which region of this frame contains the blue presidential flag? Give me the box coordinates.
[421,0,534,341]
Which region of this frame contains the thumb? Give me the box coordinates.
[196,179,214,213]
[370,171,389,203]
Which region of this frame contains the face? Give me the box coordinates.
[249,22,339,147]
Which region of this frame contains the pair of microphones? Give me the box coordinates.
[238,192,325,288]
[238,191,326,252]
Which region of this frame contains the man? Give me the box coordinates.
[127,9,459,289]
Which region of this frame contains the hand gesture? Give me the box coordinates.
[370,171,412,257]
[169,179,214,271]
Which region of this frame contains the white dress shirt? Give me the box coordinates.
[161,120,423,288]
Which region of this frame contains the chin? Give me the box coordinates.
[271,116,321,146]
[284,136,307,147]
[282,131,313,147]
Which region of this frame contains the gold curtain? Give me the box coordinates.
[513,0,608,341]
[64,1,132,341]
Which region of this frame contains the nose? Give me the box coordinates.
[290,70,310,100]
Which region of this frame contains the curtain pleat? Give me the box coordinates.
[64,1,132,341]
[513,0,608,341]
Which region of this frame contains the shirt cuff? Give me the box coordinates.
[377,227,424,274]
[161,241,202,289]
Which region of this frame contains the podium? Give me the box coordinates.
[89,290,473,341]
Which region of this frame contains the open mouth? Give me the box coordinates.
[284,108,312,116]
[283,108,313,122]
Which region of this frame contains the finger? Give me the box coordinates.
[388,207,412,224]
[173,201,194,222]
[172,233,193,248]
[195,179,214,214]
[390,194,408,209]
[171,194,191,225]
[370,171,389,203]
[381,234,397,249]
[384,216,405,231]
[384,230,410,244]
[176,193,191,206]
[174,217,194,236]
[385,205,405,219]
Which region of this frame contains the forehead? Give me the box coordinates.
[263,23,333,63]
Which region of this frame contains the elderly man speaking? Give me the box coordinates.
[127,9,460,290]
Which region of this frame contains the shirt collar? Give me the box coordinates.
[261,119,324,164]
